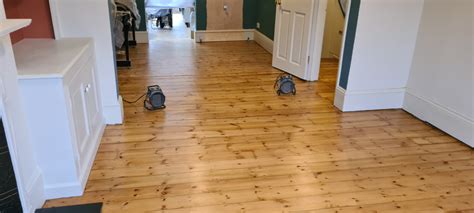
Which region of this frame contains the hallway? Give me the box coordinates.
[44,40,473,212]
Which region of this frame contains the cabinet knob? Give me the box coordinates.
[84,84,92,93]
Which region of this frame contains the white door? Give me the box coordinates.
[272,0,327,81]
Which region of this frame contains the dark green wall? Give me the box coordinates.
[243,0,258,29]
[256,0,276,40]
[196,0,207,30]
[136,0,147,31]
[195,0,273,31]
[339,0,360,89]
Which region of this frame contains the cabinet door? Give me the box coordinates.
[83,63,102,136]
[70,83,90,156]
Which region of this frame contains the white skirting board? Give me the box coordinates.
[103,96,125,125]
[194,29,255,42]
[334,86,406,112]
[404,91,474,147]
[254,30,274,54]
[129,31,149,43]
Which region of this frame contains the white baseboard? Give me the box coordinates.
[254,30,274,54]
[334,86,346,111]
[44,182,83,199]
[334,86,405,112]
[195,29,255,42]
[23,168,45,213]
[103,96,124,124]
[404,91,473,147]
[129,31,149,44]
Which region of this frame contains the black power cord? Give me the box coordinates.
[122,93,147,104]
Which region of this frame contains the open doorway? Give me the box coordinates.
[317,0,347,102]
[145,0,195,41]
[271,0,349,103]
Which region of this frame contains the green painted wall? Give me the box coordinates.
[256,0,276,40]
[196,0,207,30]
[195,0,272,31]
[243,0,257,29]
[339,0,360,89]
[136,0,147,31]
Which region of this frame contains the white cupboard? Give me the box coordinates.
[13,38,105,199]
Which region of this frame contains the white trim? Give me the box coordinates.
[23,169,45,212]
[254,30,273,54]
[334,86,405,112]
[307,0,328,81]
[0,19,31,37]
[334,86,346,111]
[194,29,254,42]
[44,182,83,199]
[129,31,149,43]
[103,96,124,124]
[404,91,473,147]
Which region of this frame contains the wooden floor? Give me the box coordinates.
[44,40,474,212]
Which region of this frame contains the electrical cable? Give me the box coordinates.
[122,93,147,104]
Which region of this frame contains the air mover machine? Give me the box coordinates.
[144,85,166,110]
[274,74,296,96]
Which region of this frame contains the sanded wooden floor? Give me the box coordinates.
[44,40,473,212]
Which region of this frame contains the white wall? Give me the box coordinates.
[335,0,424,111]
[0,3,45,212]
[404,0,473,147]
[49,0,124,124]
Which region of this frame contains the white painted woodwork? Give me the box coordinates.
[272,0,326,81]
[0,3,45,212]
[254,30,274,54]
[14,38,106,199]
[49,0,124,124]
[0,19,31,37]
[194,29,254,42]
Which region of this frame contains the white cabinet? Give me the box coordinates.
[13,38,105,199]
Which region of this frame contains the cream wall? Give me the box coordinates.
[207,0,243,30]
[321,0,345,58]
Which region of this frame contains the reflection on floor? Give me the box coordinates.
[44,38,474,212]
[147,12,191,42]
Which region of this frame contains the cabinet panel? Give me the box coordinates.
[70,84,89,156]
[83,64,101,135]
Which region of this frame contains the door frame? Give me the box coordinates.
[307,0,328,81]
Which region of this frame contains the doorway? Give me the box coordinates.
[271,0,348,102]
[145,0,195,42]
[317,0,346,102]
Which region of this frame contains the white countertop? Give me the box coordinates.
[14,38,92,79]
[0,19,31,37]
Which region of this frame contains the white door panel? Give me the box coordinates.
[273,0,314,80]
[273,0,324,81]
